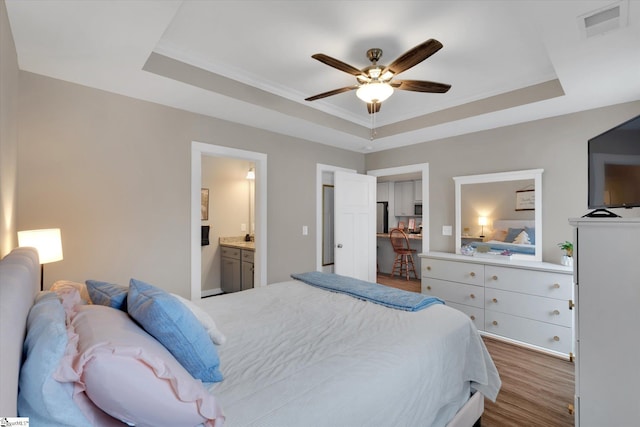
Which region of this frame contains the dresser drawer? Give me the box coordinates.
[484,311,572,354]
[422,258,484,286]
[447,301,484,331]
[221,246,241,259]
[485,265,572,300]
[485,288,572,327]
[422,278,484,308]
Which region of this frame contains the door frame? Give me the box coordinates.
[191,141,267,301]
[367,163,429,254]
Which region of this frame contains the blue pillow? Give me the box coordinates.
[18,292,92,425]
[86,280,128,310]
[127,278,223,383]
[524,226,536,245]
[505,227,524,243]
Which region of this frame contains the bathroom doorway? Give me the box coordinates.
[190,141,267,301]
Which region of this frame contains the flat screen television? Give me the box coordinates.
[588,114,640,214]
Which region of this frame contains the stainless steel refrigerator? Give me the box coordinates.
[377,202,389,233]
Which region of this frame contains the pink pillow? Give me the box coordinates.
[55,305,225,427]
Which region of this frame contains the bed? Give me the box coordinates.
[1,247,500,426]
[467,219,536,256]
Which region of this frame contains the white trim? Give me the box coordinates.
[453,169,543,262]
[367,163,430,254]
[191,141,268,301]
[315,164,357,272]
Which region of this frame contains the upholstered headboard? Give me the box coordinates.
[0,247,39,416]
[492,219,535,231]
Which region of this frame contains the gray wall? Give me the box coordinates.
[0,0,19,257]
[16,72,364,295]
[366,101,640,263]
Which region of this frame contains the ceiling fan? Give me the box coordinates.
[305,39,451,114]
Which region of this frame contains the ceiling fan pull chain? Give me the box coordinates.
[370,109,376,140]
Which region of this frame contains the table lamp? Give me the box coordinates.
[478,217,488,238]
[18,228,63,290]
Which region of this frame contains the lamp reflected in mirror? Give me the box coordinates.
[478,216,488,238]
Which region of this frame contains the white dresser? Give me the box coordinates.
[570,218,640,427]
[420,252,574,357]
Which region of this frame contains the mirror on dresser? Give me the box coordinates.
[453,169,543,261]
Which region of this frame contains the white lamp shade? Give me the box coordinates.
[356,82,394,103]
[478,217,488,226]
[246,168,255,180]
[18,228,63,264]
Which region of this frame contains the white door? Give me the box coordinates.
[334,171,376,282]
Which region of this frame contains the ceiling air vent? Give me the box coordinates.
[578,1,629,39]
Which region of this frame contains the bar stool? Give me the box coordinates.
[389,228,418,280]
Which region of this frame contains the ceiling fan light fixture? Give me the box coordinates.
[356,82,393,104]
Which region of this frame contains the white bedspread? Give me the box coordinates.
[199,280,500,427]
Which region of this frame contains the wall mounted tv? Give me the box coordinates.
[588,114,640,214]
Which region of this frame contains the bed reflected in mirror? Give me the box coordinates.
[454,169,543,261]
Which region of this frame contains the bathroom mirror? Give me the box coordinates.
[454,169,543,261]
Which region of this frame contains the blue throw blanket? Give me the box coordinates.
[290,271,444,312]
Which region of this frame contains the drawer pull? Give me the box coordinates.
[569,300,575,310]
[470,315,476,321]
[568,404,574,415]
[426,266,431,271]
[470,272,476,277]
[492,320,498,326]
[491,275,498,281]
[426,285,432,291]
[492,298,498,303]
[470,294,475,299]
[552,310,560,315]
[553,283,561,289]
[553,336,560,342]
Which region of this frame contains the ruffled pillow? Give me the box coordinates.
[17,292,104,426]
[51,280,91,304]
[55,305,225,427]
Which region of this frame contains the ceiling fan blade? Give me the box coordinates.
[305,86,358,101]
[311,54,366,77]
[366,102,382,114]
[382,39,443,76]
[393,79,451,93]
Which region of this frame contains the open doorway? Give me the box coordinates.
[367,163,429,253]
[367,163,429,279]
[191,142,267,301]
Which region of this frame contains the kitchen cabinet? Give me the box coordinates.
[221,246,241,293]
[569,218,640,427]
[241,249,254,290]
[221,244,255,293]
[420,252,573,357]
[394,181,414,216]
[414,180,422,202]
[376,182,389,202]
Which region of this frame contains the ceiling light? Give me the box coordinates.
[356,82,393,104]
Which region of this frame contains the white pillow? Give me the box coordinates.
[513,230,531,245]
[171,293,227,345]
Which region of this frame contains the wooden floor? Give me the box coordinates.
[377,273,575,427]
